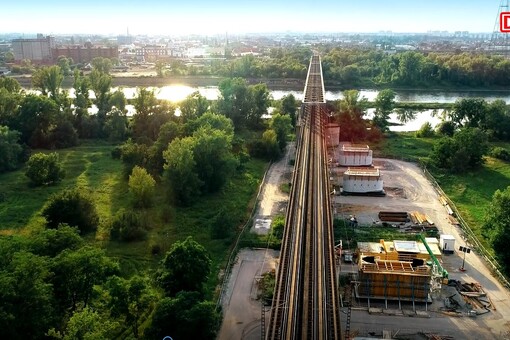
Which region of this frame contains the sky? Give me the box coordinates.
[0,0,500,35]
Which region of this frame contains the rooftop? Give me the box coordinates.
[342,144,370,152]
[393,240,421,253]
[344,167,380,177]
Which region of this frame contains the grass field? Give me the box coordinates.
[0,140,125,234]
[432,157,510,247]
[0,140,268,298]
[372,131,436,162]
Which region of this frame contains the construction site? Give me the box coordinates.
[323,124,508,339]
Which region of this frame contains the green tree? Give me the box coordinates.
[450,98,488,129]
[163,137,202,205]
[0,125,24,172]
[89,69,112,129]
[270,113,292,151]
[431,127,488,172]
[0,76,22,93]
[0,86,22,127]
[158,237,211,296]
[29,224,83,257]
[430,137,456,171]
[51,118,79,149]
[185,111,234,137]
[483,186,510,276]
[453,127,488,169]
[271,215,285,240]
[15,94,59,147]
[72,70,91,137]
[106,275,157,338]
[180,91,209,121]
[483,99,510,140]
[57,56,73,76]
[91,57,113,74]
[248,83,271,129]
[145,291,220,340]
[192,127,238,193]
[280,94,298,126]
[110,209,147,242]
[25,152,65,186]
[210,207,237,239]
[51,246,118,313]
[436,120,456,137]
[415,122,434,138]
[489,147,510,162]
[119,139,150,178]
[216,77,252,129]
[0,251,55,339]
[262,129,281,159]
[132,87,159,142]
[109,89,127,113]
[48,307,118,340]
[147,121,182,174]
[335,90,370,142]
[129,166,156,208]
[104,108,128,141]
[3,51,14,63]
[398,51,424,84]
[32,65,64,101]
[155,60,166,77]
[42,188,99,233]
[373,89,396,131]
[338,90,367,117]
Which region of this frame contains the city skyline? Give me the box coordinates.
[1,0,500,36]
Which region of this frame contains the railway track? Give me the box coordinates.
[267,55,341,339]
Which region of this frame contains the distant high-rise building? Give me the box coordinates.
[12,34,55,63]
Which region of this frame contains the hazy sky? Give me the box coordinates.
[1,0,500,35]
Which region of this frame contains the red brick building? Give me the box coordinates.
[52,44,119,64]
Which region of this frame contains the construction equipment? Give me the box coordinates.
[418,234,448,279]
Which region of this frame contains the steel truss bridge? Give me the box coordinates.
[266,54,342,340]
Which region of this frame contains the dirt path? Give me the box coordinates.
[218,144,294,339]
[217,249,278,340]
[251,142,294,235]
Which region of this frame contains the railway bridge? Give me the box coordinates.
[266,54,342,340]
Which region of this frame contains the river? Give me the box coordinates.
[111,85,510,103]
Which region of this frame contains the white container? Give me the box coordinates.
[440,234,455,254]
[342,168,383,194]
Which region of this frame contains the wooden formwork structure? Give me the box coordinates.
[355,257,432,306]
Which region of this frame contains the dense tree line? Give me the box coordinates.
[321,48,510,87]
[174,48,510,88]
